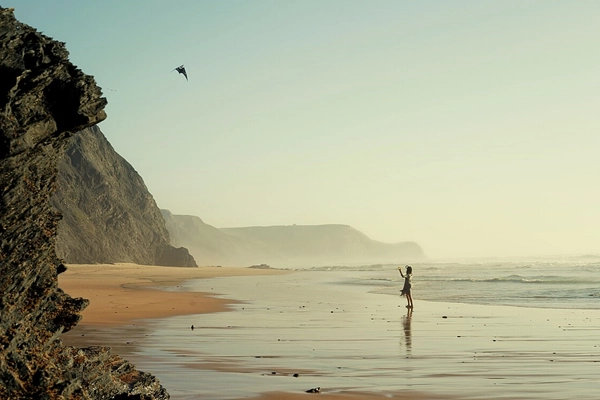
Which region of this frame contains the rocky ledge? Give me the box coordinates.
[0,7,168,399]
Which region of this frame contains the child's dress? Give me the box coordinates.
[401,273,412,296]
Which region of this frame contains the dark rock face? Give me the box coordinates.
[0,7,168,399]
[52,125,196,267]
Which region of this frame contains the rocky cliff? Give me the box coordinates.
[52,125,196,267]
[0,7,168,399]
[163,211,425,267]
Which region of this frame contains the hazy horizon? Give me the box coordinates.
[8,1,599,259]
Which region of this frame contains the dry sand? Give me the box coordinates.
[59,263,287,326]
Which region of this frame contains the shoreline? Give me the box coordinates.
[58,263,288,326]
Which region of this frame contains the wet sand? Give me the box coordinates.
[60,266,600,400]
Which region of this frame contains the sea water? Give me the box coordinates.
[304,255,600,310]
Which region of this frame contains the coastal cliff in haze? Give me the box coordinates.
[222,224,425,267]
[52,126,196,267]
[0,7,168,399]
[162,210,283,266]
[163,211,425,267]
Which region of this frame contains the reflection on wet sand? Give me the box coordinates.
[402,309,412,353]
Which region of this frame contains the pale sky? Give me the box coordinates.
[8,1,600,259]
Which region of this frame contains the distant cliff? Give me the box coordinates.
[0,7,168,399]
[222,224,425,267]
[52,125,196,267]
[163,211,425,267]
[161,210,283,266]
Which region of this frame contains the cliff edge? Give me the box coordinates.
[0,7,168,399]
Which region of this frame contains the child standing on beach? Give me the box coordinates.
[398,265,413,309]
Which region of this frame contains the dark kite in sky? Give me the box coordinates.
[172,65,188,80]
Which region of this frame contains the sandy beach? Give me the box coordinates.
[58,263,288,326]
[59,264,600,400]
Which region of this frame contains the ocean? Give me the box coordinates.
[305,255,600,310]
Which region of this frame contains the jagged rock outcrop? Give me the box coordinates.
[163,210,425,267]
[0,7,168,399]
[52,125,196,267]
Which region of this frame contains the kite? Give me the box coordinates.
[172,65,188,81]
